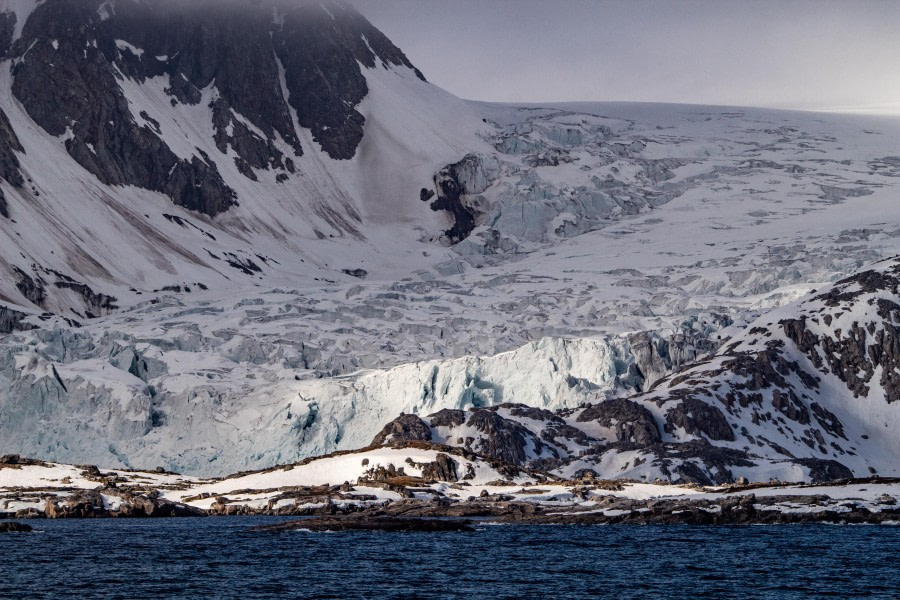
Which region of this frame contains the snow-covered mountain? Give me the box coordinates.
[0,0,898,480]
[0,0,489,318]
[375,258,900,484]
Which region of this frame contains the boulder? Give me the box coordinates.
[421,453,458,482]
[0,522,32,533]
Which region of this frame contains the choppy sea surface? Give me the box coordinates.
[1,518,898,599]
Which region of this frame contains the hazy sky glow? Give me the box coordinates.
[349,0,900,112]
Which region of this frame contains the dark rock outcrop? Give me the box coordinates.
[52,278,119,319]
[13,267,47,308]
[783,292,900,404]
[0,11,15,58]
[0,105,24,218]
[664,397,735,442]
[795,458,854,482]
[431,168,475,243]
[248,483,900,526]
[464,408,540,465]
[428,408,466,428]
[578,399,661,446]
[371,413,432,446]
[0,106,23,185]
[43,489,203,518]
[272,1,423,160]
[342,269,368,280]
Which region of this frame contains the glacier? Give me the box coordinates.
[0,0,898,481]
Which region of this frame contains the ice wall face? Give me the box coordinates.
[0,308,718,476]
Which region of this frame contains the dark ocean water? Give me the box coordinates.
[0,518,897,599]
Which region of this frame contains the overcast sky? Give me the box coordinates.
[349,0,900,112]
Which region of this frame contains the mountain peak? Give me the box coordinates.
[4,0,424,220]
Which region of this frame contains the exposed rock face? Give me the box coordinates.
[372,399,866,486]
[0,305,35,334]
[112,2,304,156]
[13,268,46,308]
[428,409,466,428]
[51,272,119,319]
[271,0,424,160]
[421,453,458,482]
[636,258,900,481]
[12,0,233,216]
[782,266,900,403]
[0,104,24,218]
[647,440,756,485]
[0,11,14,57]
[795,458,854,482]
[463,408,541,465]
[12,265,118,319]
[341,268,368,280]
[429,154,500,243]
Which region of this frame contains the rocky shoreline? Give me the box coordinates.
[249,495,900,532]
[2,455,898,527]
[366,494,900,526]
[3,485,897,527]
